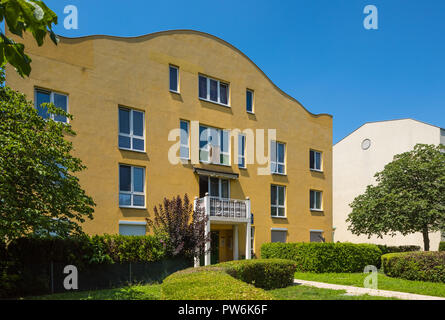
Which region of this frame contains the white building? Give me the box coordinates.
[333,119,445,250]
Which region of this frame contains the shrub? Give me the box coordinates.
[261,242,381,273]
[161,268,273,300]
[375,244,421,255]
[217,259,297,290]
[439,242,445,252]
[382,252,445,283]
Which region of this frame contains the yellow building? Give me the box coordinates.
[6,30,333,264]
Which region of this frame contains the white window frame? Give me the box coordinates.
[310,190,323,211]
[179,120,190,160]
[271,141,286,175]
[199,125,231,166]
[169,65,179,93]
[119,164,146,209]
[310,149,322,171]
[246,89,254,113]
[238,134,246,168]
[118,107,145,153]
[198,74,230,107]
[34,88,69,123]
[271,184,286,218]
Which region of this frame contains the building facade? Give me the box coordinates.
[333,119,444,250]
[6,30,333,264]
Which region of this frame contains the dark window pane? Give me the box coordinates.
[271,186,277,205]
[119,193,131,206]
[180,121,189,145]
[53,93,67,122]
[278,143,285,163]
[271,207,277,216]
[133,195,145,207]
[35,90,50,119]
[132,138,144,151]
[220,83,228,104]
[133,111,144,136]
[315,152,321,170]
[278,186,285,206]
[221,179,229,198]
[246,90,253,112]
[133,167,144,192]
[310,191,315,209]
[210,177,219,197]
[310,151,315,169]
[169,66,178,91]
[119,165,131,191]
[209,79,218,101]
[199,76,207,99]
[119,108,130,134]
[119,135,131,149]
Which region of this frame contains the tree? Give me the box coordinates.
[146,194,210,261]
[347,144,445,251]
[1,0,58,77]
[0,68,95,241]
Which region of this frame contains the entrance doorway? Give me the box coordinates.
[210,231,219,264]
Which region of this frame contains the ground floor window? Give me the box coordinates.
[119,221,146,235]
[271,229,287,243]
[310,230,325,242]
[119,164,145,208]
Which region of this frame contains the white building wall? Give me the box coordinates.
[333,119,442,250]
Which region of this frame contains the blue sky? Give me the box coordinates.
[22,1,445,142]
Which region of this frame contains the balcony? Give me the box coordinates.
[194,194,250,222]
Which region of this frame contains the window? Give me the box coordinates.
[169,65,179,92]
[119,165,145,208]
[208,177,230,198]
[180,120,190,159]
[199,125,230,165]
[310,230,325,243]
[271,229,287,243]
[250,227,255,257]
[35,88,68,123]
[310,190,322,211]
[118,107,145,152]
[271,185,285,217]
[119,221,146,236]
[246,89,254,113]
[271,141,285,174]
[310,150,322,171]
[198,75,229,106]
[238,134,246,168]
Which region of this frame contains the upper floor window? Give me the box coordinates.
[169,65,179,93]
[180,120,190,159]
[310,190,322,211]
[118,107,145,152]
[271,141,285,174]
[246,89,254,113]
[310,150,322,171]
[238,134,246,168]
[35,88,68,123]
[119,164,145,208]
[199,125,230,165]
[198,75,229,106]
[271,185,286,217]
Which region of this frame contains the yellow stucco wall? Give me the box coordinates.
[6,30,333,258]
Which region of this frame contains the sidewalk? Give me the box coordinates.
[294,279,445,300]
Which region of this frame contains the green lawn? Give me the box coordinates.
[269,284,397,300]
[294,272,445,298]
[27,284,162,300]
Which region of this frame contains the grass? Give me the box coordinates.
[270,284,398,300]
[294,272,445,298]
[27,284,161,300]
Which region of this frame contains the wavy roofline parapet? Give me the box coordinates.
[56,29,332,119]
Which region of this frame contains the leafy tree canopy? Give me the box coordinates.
[347,143,445,251]
[0,68,95,241]
[1,0,58,77]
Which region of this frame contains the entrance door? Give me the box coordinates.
[210,231,219,264]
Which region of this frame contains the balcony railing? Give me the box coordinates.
[194,195,249,220]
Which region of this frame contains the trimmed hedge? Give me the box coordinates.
[439,242,445,252]
[382,252,445,283]
[161,267,274,300]
[375,244,421,255]
[217,259,297,290]
[261,242,381,273]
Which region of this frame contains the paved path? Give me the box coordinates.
[294,279,445,300]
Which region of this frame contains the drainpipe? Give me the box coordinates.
[204,193,211,266]
[245,197,251,260]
